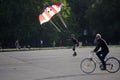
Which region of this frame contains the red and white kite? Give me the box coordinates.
[39,2,63,24]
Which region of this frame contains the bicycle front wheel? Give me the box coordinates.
[106,57,120,73]
[80,58,96,74]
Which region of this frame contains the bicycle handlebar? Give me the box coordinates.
[88,51,95,58]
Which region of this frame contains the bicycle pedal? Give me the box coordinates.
[89,58,92,61]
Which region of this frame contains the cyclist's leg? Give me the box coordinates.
[102,50,109,59]
[96,51,102,61]
[101,54,107,69]
[96,51,106,70]
[101,50,109,69]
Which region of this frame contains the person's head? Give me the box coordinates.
[95,33,101,40]
[71,34,75,38]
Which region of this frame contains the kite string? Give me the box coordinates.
[50,20,61,32]
[58,13,68,29]
[55,22,66,32]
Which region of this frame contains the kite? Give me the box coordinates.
[39,2,68,32]
[39,2,63,24]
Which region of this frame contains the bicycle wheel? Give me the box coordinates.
[106,57,120,73]
[80,58,96,74]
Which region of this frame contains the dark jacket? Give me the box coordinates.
[71,37,78,44]
[94,38,109,52]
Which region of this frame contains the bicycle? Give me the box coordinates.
[80,51,120,74]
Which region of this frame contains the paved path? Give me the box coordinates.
[0,47,120,80]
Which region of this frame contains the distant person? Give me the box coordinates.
[71,34,79,56]
[92,34,109,70]
[53,41,56,47]
[0,42,2,51]
[15,40,20,50]
[40,40,43,47]
[93,38,97,45]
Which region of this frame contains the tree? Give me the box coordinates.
[85,0,120,44]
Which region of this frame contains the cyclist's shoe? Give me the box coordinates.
[89,58,92,61]
[100,66,106,70]
[73,52,77,56]
[101,67,106,70]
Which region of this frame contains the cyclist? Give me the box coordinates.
[92,34,109,70]
[71,34,79,56]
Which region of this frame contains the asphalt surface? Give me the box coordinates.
[0,47,120,80]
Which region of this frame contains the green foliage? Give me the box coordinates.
[0,0,120,48]
[85,0,120,43]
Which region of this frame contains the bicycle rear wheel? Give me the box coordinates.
[106,57,120,73]
[80,58,96,74]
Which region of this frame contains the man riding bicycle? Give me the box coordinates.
[92,34,109,70]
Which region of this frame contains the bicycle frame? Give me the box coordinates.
[80,51,120,74]
[88,52,101,65]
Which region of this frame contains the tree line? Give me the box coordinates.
[0,0,120,48]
